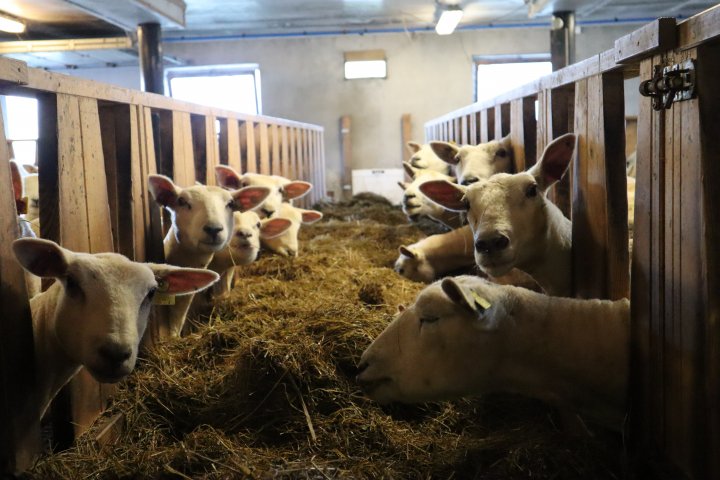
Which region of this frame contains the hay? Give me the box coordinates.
[26,195,624,479]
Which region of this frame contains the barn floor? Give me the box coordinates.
[26,195,626,479]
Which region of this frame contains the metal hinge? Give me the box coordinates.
[639,59,696,111]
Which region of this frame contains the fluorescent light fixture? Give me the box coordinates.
[0,12,25,33]
[344,60,387,79]
[435,6,463,35]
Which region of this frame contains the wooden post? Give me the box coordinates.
[509,97,537,172]
[244,121,257,173]
[494,103,510,141]
[340,116,352,200]
[204,115,219,186]
[401,114,412,162]
[190,114,207,185]
[172,111,195,187]
[281,126,290,179]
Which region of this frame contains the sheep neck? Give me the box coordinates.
[422,226,474,271]
[430,209,465,230]
[493,287,630,427]
[163,228,215,269]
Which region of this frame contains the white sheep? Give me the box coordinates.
[420,133,576,297]
[10,160,41,299]
[215,165,312,218]
[430,136,513,186]
[207,211,292,292]
[11,237,219,462]
[357,275,630,428]
[148,174,270,335]
[395,225,475,283]
[260,202,322,257]
[398,165,463,229]
[406,141,452,175]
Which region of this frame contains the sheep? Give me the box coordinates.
[260,202,322,257]
[419,133,576,297]
[10,160,41,298]
[148,174,270,335]
[215,165,312,218]
[398,165,463,229]
[394,225,475,283]
[357,275,630,428]
[430,136,513,186]
[11,237,219,462]
[207,211,292,293]
[406,141,452,175]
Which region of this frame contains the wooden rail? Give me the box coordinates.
[425,9,720,480]
[0,57,324,473]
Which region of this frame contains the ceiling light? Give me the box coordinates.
[0,12,25,33]
[435,5,463,36]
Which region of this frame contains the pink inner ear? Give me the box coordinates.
[430,142,459,165]
[162,269,218,294]
[301,211,322,223]
[10,161,22,201]
[149,176,179,207]
[235,187,269,211]
[261,218,292,238]
[283,182,312,199]
[215,166,243,189]
[418,180,467,211]
[540,134,576,183]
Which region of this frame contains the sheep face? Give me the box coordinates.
[357,276,509,404]
[261,203,322,257]
[420,133,576,278]
[406,141,451,175]
[228,211,292,265]
[215,166,312,218]
[149,175,269,255]
[12,239,218,384]
[431,136,512,186]
[394,246,435,283]
[399,169,455,223]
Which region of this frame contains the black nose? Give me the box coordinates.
[204,225,224,239]
[236,230,251,239]
[261,208,275,217]
[98,343,132,365]
[287,249,297,257]
[475,234,510,254]
[404,193,416,200]
[462,176,479,186]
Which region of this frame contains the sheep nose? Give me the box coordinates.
[461,176,479,186]
[475,234,510,254]
[98,343,132,365]
[287,249,297,257]
[235,230,251,239]
[261,208,275,218]
[404,193,416,199]
[204,224,224,239]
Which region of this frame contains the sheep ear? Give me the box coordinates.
[215,165,244,190]
[232,186,270,212]
[148,174,181,208]
[397,304,406,313]
[149,265,219,295]
[430,141,460,165]
[406,141,422,154]
[260,218,292,239]
[300,210,323,224]
[13,238,71,278]
[398,245,416,259]
[403,161,419,180]
[529,133,576,191]
[282,181,312,200]
[397,181,409,191]
[419,180,468,212]
[441,277,498,331]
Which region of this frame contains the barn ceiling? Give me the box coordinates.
[0,0,718,69]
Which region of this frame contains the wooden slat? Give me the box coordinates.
[614,17,677,63]
[244,121,257,173]
[270,124,281,176]
[509,97,536,172]
[0,56,29,86]
[494,103,510,141]
[258,123,270,174]
[678,4,720,50]
[172,111,194,187]
[548,88,574,218]
[205,115,219,186]
[226,118,241,172]
[340,117,351,200]
[0,100,37,473]
[189,115,207,184]
[129,105,146,262]
[289,127,298,180]
[280,126,290,179]
[401,114,412,160]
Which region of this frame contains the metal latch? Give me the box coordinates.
[639,59,696,111]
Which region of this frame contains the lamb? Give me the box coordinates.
[399,165,463,229]
[394,225,475,283]
[357,275,630,428]
[215,165,312,218]
[207,211,292,292]
[430,136,513,186]
[11,237,219,464]
[420,133,576,297]
[260,202,322,257]
[406,141,453,175]
[148,174,270,335]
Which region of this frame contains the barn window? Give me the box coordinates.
[166,64,262,115]
[1,95,39,167]
[474,54,552,103]
[344,50,387,80]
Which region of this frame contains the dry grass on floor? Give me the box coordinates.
[25,195,625,479]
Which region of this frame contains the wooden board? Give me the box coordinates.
[280,126,290,179]
[172,111,195,187]
[258,123,270,175]
[509,97,536,172]
[401,114,412,160]
[270,124,281,176]
[205,115,220,186]
[244,121,257,173]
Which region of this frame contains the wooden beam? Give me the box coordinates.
[615,18,677,64]
[401,114,412,162]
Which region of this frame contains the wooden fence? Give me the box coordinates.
[425,9,720,480]
[0,58,325,473]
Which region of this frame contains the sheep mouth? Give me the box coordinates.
[356,376,392,395]
[87,365,132,384]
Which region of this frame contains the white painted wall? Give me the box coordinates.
[55,25,638,198]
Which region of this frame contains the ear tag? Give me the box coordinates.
[153,278,176,306]
[470,291,491,311]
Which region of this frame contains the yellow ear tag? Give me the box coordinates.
[153,278,176,306]
[470,291,491,310]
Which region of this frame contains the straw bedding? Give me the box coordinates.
[26,195,624,479]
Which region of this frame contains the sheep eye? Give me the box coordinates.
[226,200,235,209]
[398,268,404,274]
[454,154,462,163]
[526,183,538,198]
[256,222,261,229]
[64,275,83,298]
[145,287,157,303]
[496,148,508,158]
[177,197,191,209]
[420,316,439,325]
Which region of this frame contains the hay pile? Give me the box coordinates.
[26,195,624,479]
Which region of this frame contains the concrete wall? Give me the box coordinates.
[56,24,638,198]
